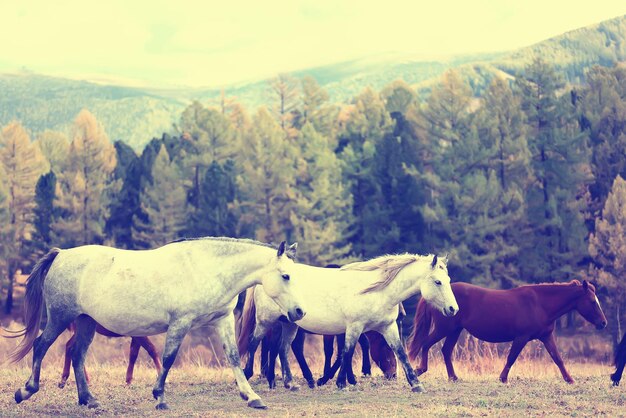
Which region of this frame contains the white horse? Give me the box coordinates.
[7,238,303,410]
[238,254,458,392]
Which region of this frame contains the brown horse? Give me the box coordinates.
[408,280,607,383]
[58,322,162,388]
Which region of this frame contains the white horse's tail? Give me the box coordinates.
[237,286,257,357]
[6,248,60,363]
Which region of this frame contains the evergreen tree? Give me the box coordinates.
[238,108,298,243]
[515,59,592,283]
[105,141,141,248]
[0,121,46,313]
[31,171,57,253]
[337,88,392,257]
[269,74,300,137]
[188,160,238,238]
[53,109,117,246]
[589,175,626,347]
[301,76,338,138]
[291,124,352,265]
[132,145,186,248]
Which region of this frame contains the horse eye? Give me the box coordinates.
[435,280,442,286]
[282,274,290,281]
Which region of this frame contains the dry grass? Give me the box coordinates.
[1,360,624,417]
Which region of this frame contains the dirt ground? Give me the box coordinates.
[1,360,625,417]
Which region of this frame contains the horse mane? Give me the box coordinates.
[341,254,423,294]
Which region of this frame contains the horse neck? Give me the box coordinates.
[378,260,430,307]
[532,284,582,322]
[193,241,271,299]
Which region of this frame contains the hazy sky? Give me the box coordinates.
[1,1,625,88]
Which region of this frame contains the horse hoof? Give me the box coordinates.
[15,389,23,404]
[87,400,100,409]
[268,380,276,390]
[239,392,249,401]
[156,402,169,410]
[565,378,575,384]
[317,378,327,387]
[336,381,347,390]
[412,383,426,393]
[415,368,426,376]
[248,399,267,409]
[307,380,316,389]
[58,381,66,389]
[613,380,620,387]
[449,376,458,382]
[286,384,300,392]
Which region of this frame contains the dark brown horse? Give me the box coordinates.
[408,280,607,383]
[58,322,162,388]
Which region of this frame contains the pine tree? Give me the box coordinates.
[589,175,626,346]
[187,160,238,238]
[31,171,57,253]
[105,141,141,248]
[238,108,298,243]
[0,121,46,313]
[337,88,392,257]
[291,124,352,265]
[53,109,117,246]
[269,74,300,137]
[132,145,186,248]
[515,59,593,283]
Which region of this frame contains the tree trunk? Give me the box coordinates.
[4,263,15,315]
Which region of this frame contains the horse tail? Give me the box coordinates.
[7,248,60,363]
[408,297,432,362]
[615,332,626,367]
[237,286,257,357]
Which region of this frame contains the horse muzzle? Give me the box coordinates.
[443,305,458,317]
[287,307,306,322]
[597,321,607,330]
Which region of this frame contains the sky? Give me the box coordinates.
[1,0,625,88]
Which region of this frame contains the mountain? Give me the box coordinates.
[0,15,625,150]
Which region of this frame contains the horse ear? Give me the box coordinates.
[286,243,298,260]
[431,255,438,269]
[444,253,449,263]
[583,280,589,290]
[570,279,582,286]
[277,241,286,257]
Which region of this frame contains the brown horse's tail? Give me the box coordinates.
[6,248,60,363]
[237,286,257,357]
[408,298,432,362]
[615,332,626,367]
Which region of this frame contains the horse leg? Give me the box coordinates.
[613,358,626,386]
[336,325,363,389]
[346,339,358,385]
[266,326,281,389]
[317,335,335,386]
[152,317,193,410]
[71,315,98,408]
[499,337,529,383]
[139,337,162,377]
[59,329,77,388]
[215,314,266,409]
[380,322,424,393]
[541,332,574,384]
[260,335,270,378]
[291,328,315,388]
[441,328,463,381]
[278,322,300,390]
[416,327,448,376]
[16,311,72,404]
[243,322,269,381]
[359,333,372,377]
[126,338,141,385]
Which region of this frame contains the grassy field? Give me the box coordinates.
[1,358,625,417]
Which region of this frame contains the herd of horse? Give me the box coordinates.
[2,237,624,411]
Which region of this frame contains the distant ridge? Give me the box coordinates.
[0,15,624,150]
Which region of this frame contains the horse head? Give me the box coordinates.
[259,241,306,322]
[420,254,459,317]
[574,280,607,330]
